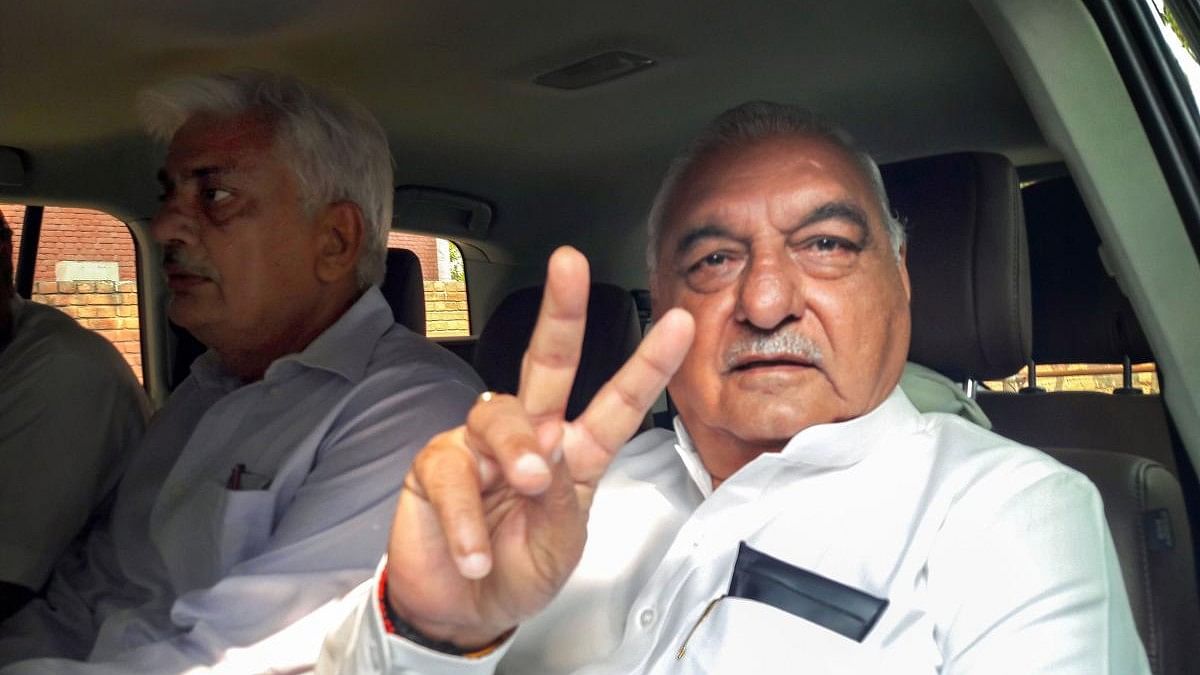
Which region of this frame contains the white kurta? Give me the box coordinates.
[0,287,483,674]
[320,388,1149,674]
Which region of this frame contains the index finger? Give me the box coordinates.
[518,246,591,420]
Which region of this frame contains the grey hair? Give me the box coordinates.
[646,101,905,272]
[138,71,394,288]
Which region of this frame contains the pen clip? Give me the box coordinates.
[226,463,245,490]
[676,594,725,660]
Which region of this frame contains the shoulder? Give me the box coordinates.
[364,323,483,390]
[918,410,1103,537]
[8,300,136,383]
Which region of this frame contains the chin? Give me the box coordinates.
[166,300,216,335]
[723,401,836,445]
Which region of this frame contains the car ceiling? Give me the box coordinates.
[0,0,1051,266]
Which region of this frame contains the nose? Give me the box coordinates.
[733,250,803,330]
[149,192,197,247]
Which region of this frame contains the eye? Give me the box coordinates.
[202,188,232,204]
[810,236,855,253]
[686,250,734,275]
[682,248,744,292]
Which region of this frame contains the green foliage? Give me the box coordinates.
[1161,3,1198,61]
[448,241,465,282]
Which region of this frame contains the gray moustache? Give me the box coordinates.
[162,247,220,282]
[724,333,823,370]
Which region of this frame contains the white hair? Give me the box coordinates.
[138,71,394,288]
[646,101,905,272]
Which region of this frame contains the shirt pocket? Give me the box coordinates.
[156,482,277,593]
[675,596,885,675]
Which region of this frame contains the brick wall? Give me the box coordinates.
[0,205,136,282]
[424,281,469,336]
[31,280,142,382]
[387,232,439,280]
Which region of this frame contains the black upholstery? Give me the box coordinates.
[473,282,644,425]
[882,152,1031,382]
[380,248,426,334]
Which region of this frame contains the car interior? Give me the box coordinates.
[2,0,1199,672]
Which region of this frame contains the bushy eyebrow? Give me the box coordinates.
[800,201,870,237]
[156,166,228,190]
[670,199,873,264]
[673,223,737,261]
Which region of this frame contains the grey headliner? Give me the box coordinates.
[0,0,1050,265]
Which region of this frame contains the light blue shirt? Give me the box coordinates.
[0,287,483,673]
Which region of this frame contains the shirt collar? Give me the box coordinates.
[191,286,397,390]
[775,386,918,468]
[671,386,918,494]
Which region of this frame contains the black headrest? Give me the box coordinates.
[473,283,642,421]
[380,248,426,333]
[882,152,1031,381]
[1022,177,1152,363]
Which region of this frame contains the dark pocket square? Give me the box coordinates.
[727,542,888,642]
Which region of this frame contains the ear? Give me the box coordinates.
[314,201,366,285]
[897,243,911,303]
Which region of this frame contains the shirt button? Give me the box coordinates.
[638,608,656,628]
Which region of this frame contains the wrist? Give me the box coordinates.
[379,568,513,657]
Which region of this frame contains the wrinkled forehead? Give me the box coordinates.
[164,109,280,167]
[661,135,882,240]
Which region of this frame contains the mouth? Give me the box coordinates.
[164,269,212,290]
[727,355,816,373]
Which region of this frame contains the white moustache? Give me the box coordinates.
[723,332,823,370]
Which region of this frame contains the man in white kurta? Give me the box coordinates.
[0,72,483,673]
[324,387,1141,673]
[318,102,1149,673]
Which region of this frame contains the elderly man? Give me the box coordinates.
[321,102,1148,673]
[0,212,148,622]
[0,73,482,673]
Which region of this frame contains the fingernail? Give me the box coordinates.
[457,552,491,579]
[515,453,549,478]
[550,445,563,463]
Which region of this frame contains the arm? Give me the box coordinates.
[929,467,1150,674]
[0,340,148,592]
[318,247,695,674]
[3,371,480,675]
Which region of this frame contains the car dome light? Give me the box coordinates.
[534,51,655,90]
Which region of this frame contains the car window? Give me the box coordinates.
[0,203,143,384]
[386,232,469,337]
[1149,0,1200,95]
[984,363,1161,394]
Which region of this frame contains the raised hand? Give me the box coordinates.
[385,246,695,649]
